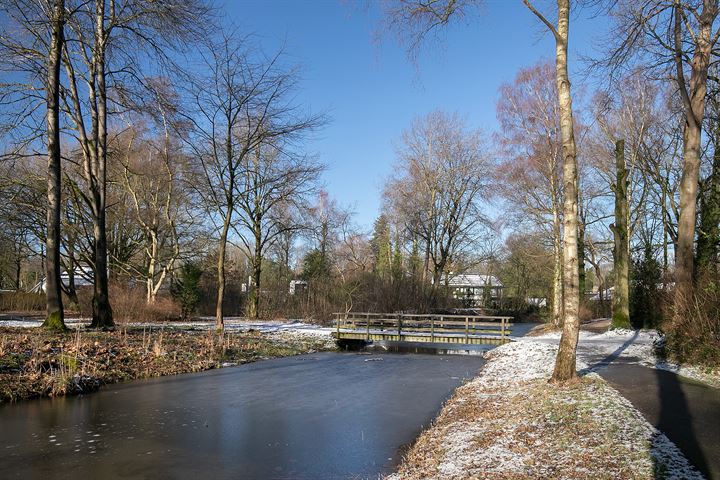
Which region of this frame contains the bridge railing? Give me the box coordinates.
[332,312,513,344]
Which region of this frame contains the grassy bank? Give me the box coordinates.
[0,326,334,403]
[387,341,702,480]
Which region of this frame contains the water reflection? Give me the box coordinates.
[1,352,483,480]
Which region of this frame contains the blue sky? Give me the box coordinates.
[222,0,608,229]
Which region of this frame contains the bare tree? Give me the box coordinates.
[379,0,581,382]
[0,164,43,291]
[235,143,322,319]
[386,111,491,288]
[59,0,210,329]
[0,0,68,329]
[587,73,669,328]
[184,33,324,328]
[496,61,564,327]
[118,127,191,303]
[599,0,720,313]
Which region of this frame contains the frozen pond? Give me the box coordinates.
[0,352,484,479]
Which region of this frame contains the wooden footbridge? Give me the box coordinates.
[332,312,513,346]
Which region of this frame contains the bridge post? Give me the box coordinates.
[465,316,469,342]
[397,314,402,341]
[366,313,370,341]
[430,315,435,342]
[336,313,340,337]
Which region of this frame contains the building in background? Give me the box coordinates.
[445,274,504,308]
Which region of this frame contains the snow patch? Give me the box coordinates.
[389,338,705,480]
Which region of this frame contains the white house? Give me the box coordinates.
[30,265,94,293]
[445,274,504,307]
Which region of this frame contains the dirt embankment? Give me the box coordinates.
[0,326,334,403]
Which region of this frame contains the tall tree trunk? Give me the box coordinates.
[552,210,563,327]
[89,0,113,329]
[42,0,67,332]
[695,116,720,275]
[611,139,631,329]
[215,212,231,330]
[146,232,158,303]
[248,220,263,319]
[528,0,580,384]
[673,0,716,310]
[578,213,586,302]
[662,184,669,276]
[14,252,21,291]
[90,207,113,328]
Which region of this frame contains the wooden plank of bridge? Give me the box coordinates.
[333,312,513,345]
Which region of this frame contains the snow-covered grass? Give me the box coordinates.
[0,315,89,328]
[388,340,704,480]
[0,315,336,346]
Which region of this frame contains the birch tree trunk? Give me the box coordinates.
[611,139,631,329]
[552,3,581,380]
[552,207,563,327]
[524,0,581,383]
[42,0,67,332]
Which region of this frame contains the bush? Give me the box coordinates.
[171,263,203,320]
[664,277,720,367]
[630,249,663,329]
[110,283,180,323]
[0,291,45,312]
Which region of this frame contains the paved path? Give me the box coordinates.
[598,361,720,480]
[572,322,720,480]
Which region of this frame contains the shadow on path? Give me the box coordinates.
[578,330,639,375]
[651,359,713,479]
[585,337,717,479]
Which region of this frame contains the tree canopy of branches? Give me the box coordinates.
[496,60,564,327]
[184,33,324,327]
[385,111,491,288]
[600,0,720,315]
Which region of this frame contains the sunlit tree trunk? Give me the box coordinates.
[524,0,581,383]
[673,0,716,309]
[611,139,631,329]
[215,210,231,329]
[552,206,563,327]
[552,0,580,383]
[42,0,67,332]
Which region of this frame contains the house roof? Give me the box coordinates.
[446,274,503,288]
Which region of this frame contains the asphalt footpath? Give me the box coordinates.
[597,361,720,480]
